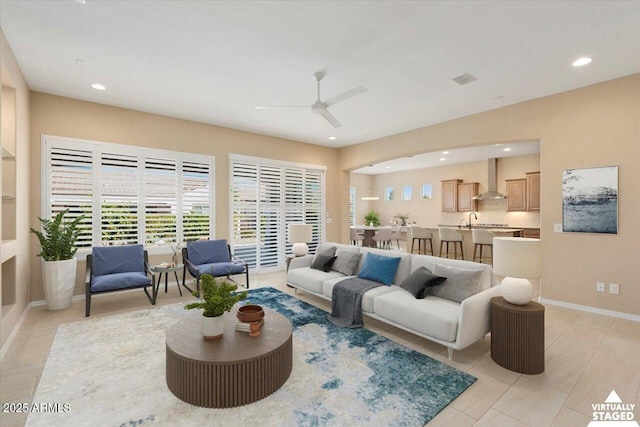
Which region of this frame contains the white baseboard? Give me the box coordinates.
[539,298,640,323]
[0,303,31,360]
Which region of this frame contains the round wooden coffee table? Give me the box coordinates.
[166,307,293,408]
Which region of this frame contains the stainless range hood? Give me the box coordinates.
[472,158,506,200]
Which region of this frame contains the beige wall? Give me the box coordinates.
[354,154,540,228]
[1,30,31,348]
[29,92,341,302]
[339,73,640,316]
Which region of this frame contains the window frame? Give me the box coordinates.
[41,135,215,257]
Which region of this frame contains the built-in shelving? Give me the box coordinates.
[1,240,17,263]
[2,147,15,159]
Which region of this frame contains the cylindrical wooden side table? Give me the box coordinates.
[490,296,545,374]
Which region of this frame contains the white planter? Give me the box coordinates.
[42,258,77,310]
[201,313,226,340]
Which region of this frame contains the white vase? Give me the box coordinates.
[201,313,226,340]
[42,258,77,310]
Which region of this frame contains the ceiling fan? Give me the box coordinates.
[254,72,367,128]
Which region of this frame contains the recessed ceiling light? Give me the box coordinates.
[440,158,446,161]
[442,151,449,154]
[91,83,106,91]
[328,136,336,140]
[503,147,512,152]
[495,144,501,146]
[385,166,391,169]
[572,57,592,67]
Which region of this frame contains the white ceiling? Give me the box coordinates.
[1,1,639,148]
[353,141,540,175]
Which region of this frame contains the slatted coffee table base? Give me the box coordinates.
[166,334,292,408]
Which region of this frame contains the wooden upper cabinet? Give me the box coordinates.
[441,179,461,212]
[506,179,527,211]
[526,172,540,211]
[457,182,479,212]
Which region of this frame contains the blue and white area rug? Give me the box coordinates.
[27,287,475,427]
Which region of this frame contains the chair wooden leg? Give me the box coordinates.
[459,242,464,260]
[453,242,457,259]
[439,241,444,257]
[473,244,478,262]
[411,238,416,253]
[85,293,91,317]
[429,238,434,255]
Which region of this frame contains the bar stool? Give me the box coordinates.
[410,226,434,255]
[472,229,496,265]
[439,227,464,260]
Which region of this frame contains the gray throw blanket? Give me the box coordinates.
[327,277,383,328]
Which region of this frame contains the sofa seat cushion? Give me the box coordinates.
[287,267,346,294]
[91,272,151,292]
[323,278,401,313]
[373,290,460,342]
[191,262,245,277]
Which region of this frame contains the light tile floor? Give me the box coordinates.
[1,270,639,426]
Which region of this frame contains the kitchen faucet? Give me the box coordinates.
[468,212,477,229]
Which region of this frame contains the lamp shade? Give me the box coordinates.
[493,237,541,279]
[287,223,312,244]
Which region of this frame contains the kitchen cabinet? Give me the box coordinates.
[441,179,461,212]
[457,182,478,212]
[506,179,526,211]
[522,229,541,239]
[526,172,540,211]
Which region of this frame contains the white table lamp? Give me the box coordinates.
[288,223,313,256]
[493,237,541,305]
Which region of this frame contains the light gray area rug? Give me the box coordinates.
[27,287,475,426]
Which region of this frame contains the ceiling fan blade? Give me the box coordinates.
[324,86,367,107]
[318,108,342,128]
[254,105,308,110]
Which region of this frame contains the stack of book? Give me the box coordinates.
[235,318,264,332]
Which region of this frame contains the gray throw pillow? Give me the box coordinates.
[313,245,336,262]
[429,263,484,303]
[400,267,447,299]
[311,254,337,272]
[331,250,362,276]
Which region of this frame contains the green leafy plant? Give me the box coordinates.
[394,212,410,226]
[364,210,380,226]
[185,274,248,317]
[30,209,85,261]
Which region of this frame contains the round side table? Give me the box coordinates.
[490,296,545,374]
[166,307,293,408]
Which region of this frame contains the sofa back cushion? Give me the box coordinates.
[92,244,145,277]
[358,252,402,285]
[187,239,230,266]
[360,247,412,284]
[408,254,496,290]
[429,263,484,303]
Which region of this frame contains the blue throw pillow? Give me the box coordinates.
[357,252,401,285]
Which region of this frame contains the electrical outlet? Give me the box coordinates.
[554,223,562,233]
[610,283,620,295]
[596,282,605,293]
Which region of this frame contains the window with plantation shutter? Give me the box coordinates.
[48,146,94,248]
[42,136,214,250]
[230,155,326,272]
[349,187,356,226]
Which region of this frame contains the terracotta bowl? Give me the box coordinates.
[237,305,265,323]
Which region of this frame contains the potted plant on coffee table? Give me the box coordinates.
[185,274,248,340]
[30,209,85,310]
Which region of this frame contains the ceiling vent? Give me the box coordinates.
[452,73,477,85]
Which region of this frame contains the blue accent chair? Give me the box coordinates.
[85,244,156,317]
[182,239,249,294]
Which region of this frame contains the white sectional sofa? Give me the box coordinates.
[286,242,502,360]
